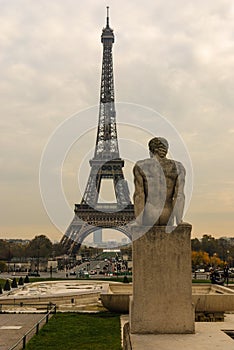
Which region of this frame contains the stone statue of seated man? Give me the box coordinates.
[133,137,185,226]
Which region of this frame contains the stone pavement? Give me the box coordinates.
[0,314,44,350]
[122,314,234,350]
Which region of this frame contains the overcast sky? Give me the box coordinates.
[0,0,234,242]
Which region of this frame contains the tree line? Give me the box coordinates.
[0,235,66,261]
[0,233,233,270]
[191,234,234,269]
[0,234,132,262]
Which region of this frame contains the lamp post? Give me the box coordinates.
[227,250,230,264]
[123,254,128,275]
[37,245,40,275]
[7,242,12,274]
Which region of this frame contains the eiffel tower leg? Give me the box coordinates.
[69,241,81,256]
[61,214,99,255]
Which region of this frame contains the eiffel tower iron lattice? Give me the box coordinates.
[61,8,135,254]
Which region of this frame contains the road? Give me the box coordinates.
[0,260,115,280]
[0,259,130,281]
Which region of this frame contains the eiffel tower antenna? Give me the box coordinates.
[61,8,135,254]
[106,6,109,27]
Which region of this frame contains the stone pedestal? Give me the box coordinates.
[130,223,195,334]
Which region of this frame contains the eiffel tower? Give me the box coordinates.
[61,8,135,254]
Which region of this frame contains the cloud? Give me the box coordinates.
[0,0,234,239]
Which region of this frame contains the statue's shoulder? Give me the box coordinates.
[135,158,156,171]
[135,159,152,167]
[169,159,186,175]
[175,160,185,171]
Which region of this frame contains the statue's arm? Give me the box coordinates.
[133,163,145,223]
[173,163,186,224]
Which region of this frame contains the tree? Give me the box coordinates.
[210,254,222,267]
[52,242,67,257]
[24,275,30,283]
[201,234,217,256]
[191,238,201,252]
[0,240,13,263]
[26,235,53,259]
[217,238,229,262]
[191,251,210,269]
[11,243,27,261]
[123,275,129,283]
[4,279,11,291]
[0,240,9,260]
[0,261,7,272]
[11,278,18,288]
[80,245,98,259]
[120,244,132,260]
[18,277,24,286]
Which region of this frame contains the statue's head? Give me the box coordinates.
[148,137,169,158]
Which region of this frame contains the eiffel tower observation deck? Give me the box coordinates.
[61,8,135,254]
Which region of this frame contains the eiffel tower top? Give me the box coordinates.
[101,6,114,42]
[93,7,119,161]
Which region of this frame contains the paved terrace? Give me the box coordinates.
[0,314,44,350]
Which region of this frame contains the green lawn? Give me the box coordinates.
[25,312,122,350]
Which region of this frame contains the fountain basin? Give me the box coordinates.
[100,283,234,313]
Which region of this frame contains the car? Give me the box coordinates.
[81,271,89,278]
[78,270,89,278]
[195,269,205,273]
[228,268,234,277]
[227,269,234,278]
[28,271,40,277]
[69,270,76,276]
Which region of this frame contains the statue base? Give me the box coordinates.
[130,223,195,334]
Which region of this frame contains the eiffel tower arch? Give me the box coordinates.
[61,8,135,254]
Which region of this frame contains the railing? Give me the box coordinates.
[192,272,210,280]
[4,302,56,350]
[0,302,55,314]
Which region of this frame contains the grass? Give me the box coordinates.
[25,312,122,350]
[192,279,211,284]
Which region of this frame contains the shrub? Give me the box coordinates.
[24,275,30,283]
[4,279,11,291]
[123,275,129,283]
[18,277,24,286]
[11,277,18,288]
